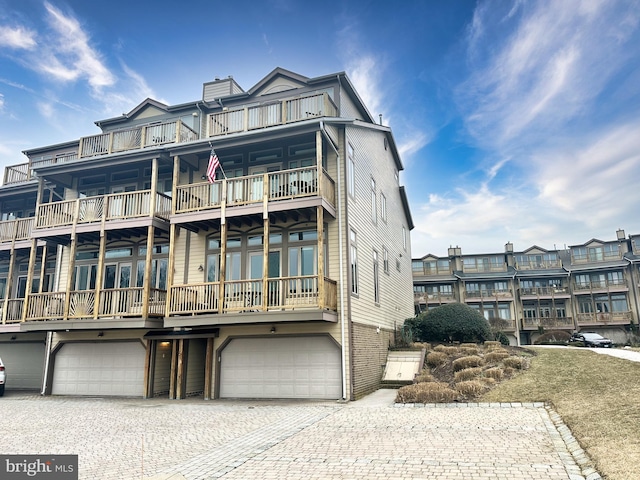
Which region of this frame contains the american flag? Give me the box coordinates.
[206,148,220,183]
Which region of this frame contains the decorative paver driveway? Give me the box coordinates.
[0,391,599,480]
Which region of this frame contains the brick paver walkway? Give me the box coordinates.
[0,391,599,480]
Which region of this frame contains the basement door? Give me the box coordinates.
[219,336,341,399]
[52,342,145,396]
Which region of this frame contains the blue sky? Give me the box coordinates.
[1,0,640,257]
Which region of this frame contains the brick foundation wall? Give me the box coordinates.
[351,323,394,399]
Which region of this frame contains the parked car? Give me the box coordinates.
[570,332,614,348]
[0,358,5,396]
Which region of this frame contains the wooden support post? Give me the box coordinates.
[22,238,38,322]
[176,339,185,400]
[204,337,214,400]
[263,218,270,311]
[38,244,48,293]
[317,206,325,310]
[169,339,178,400]
[218,222,227,313]
[94,233,106,319]
[316,130,323,196]
[142,225,154,318]
[149,157,158,218]
[63,200,81,320]
[143,340,154,399]
[2,249,16,324]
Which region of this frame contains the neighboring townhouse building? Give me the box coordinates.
[0,67,414,400]
[413,230,640,345]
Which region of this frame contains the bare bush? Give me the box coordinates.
[459,346,480,356]
[454,367,482,382]
[455,380,486,397]
[425,351,448,367]
[484,350,510,364]
[433,345,459,355]
[503,356,526,369]
[395,382,458,403]
[484,341,503,350]
[484,367,504,381]
[414,370,435,383]
[452,355,484,371]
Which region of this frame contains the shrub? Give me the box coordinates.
[503,367,515,376]
[454,367,482,382]
[484,350,510,364]
[459,346,480,356]
[484,367,504,381]
[534,330,572,345]
[484,341,503,350]
[433,345,459,355]
[425,351,448,367]
[455,380,486,397]
[395,382,457,403]
[494,331,511,345]
[452,355,484,371]
[414,370,435,383]
[503,356,526,369]
[405,303,492,343]
[481,377,497,386]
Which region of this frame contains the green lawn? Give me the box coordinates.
[481,347,640,480]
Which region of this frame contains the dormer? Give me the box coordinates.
[570,239,622,264]
[514,246,561,270]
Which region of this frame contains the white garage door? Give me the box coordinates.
[0,342,45,389]
[220,336,341,399]
[52,342,145,396]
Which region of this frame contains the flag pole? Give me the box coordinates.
[209,142,227,180]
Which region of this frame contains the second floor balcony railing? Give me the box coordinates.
[208,92,337,137]
[35,190,171,229]
[521,316,574,329]
[413,292,456,303]
[79,120,198,159]
[168,275,337,315]
[0,218,34,243]
[1,299,25,324]
[576,311,632,325]
[175,167,335,214]
[465,288,512,299]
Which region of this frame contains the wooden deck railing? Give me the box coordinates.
[519,286,569,296]
[488,318,517,330]
[79,120,197,159]
[465,288,512,298]
[168,275,337,315]
[26,292,66,321]
[208,92,337,137]
[521,317,574,329]
[175,167,335,213]
[576,312,632,325]
[3,163,30,184]
[2,299,24,324]
[573,279,627,291]
[413,292,456,303]
[0,218,34,243]
[35,190,171,229]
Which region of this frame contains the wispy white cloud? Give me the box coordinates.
[41,1,115,91]
[0,25,37,49]
[411,0,640,256]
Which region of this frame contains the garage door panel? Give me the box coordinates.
[0,343,46,390]
[52,342,144,397]
[220,336,341,400]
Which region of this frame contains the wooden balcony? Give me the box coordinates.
[521,316,575,330]
[413,292,456,304]
[1,299,24,324]
[519,286,570,298]
[488,318,517,331]
[35,190,171,231]
[573,280,628,293]
[79,120,197,159]
[576,311,632,326]
[516,260,562,270]
[465,289,513,300]
[175,167,335,214]
[25,288,166,322]
[168,275,337,316]
[3,153,79,186]
[0,218,34,244]
[208,92,337,137]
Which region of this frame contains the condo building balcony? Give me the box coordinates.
[34,190,171,235]
[464,288,514,300]
[573,279,629,294]
[576,311,632,326]
[413,291,456,304]
[0,218,34,245]
[521,316,574,330]
[519,286,570,299]
[174,167,335,217]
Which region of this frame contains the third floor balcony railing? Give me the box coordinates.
[465,288,513,299]
[573,279,627,292]
[208,92,337,137]
[175,167,335,214]
[519,286,569,296]
[79,120,198,159]
[35,190,171,230]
